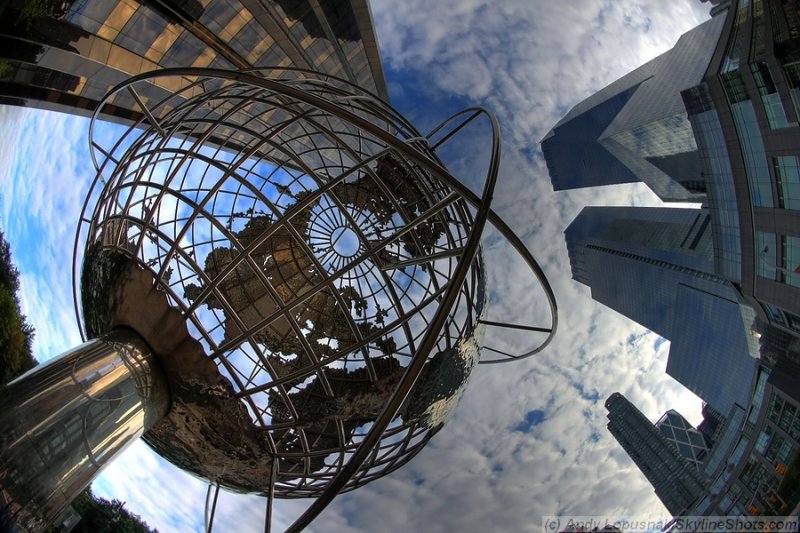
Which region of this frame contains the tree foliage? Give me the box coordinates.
[15,0,69,28]
[71,487,158,533]
[0,230,156,530]
[0,232,21,294]
[0,230,36,383]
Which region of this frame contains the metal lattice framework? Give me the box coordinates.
[73,68,557,530]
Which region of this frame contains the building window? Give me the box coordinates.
[722,0,752,73]
[784,61,800,120]
[723,71,774,207]
[721,70,749,104]
[756,232,779,279]
[756,233,800,287]
[752,62,792,129]
[785,311,800,333]
[763,303,787,326]
[773,156,800,210]
[756,429,771,453]
[769,395,784,424]
[765,433,786,463]
[682,84,714,114]
[793,413,800,441]
[780,402,797,433]
[781,235,800,287]
[749,370,770,424]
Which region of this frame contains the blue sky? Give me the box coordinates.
[0,1,714,531]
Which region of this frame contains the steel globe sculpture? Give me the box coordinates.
[0,68,556,532]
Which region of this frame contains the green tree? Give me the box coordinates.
[15,0,68,28]
[0,286,36,382]
[0,59,12,79]
[0,230,36,383]
[0,231,21,294]
[71,487,158,533]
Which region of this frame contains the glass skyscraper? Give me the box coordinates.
[680,0,800,337]
[546,0,800,338]
[541,12,726,203]
[0,0,388,123]
[605,393,708,515]
[655,410,710,469]
[549,0,800,519]
[565,206,758,414]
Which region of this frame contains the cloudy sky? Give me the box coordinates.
[0,1,715,531]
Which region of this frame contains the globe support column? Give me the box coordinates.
[0,328,170,531]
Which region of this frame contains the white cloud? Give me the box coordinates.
[0,109,90,359]
[0,1,715,530]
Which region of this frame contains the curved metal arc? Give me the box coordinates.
[419,108,559,362]
[284,108,502,533]
[474,210,558,362]
[264,83,558,362]
[204,481,221,533]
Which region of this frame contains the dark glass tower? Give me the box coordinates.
[546,0,800,339]
[605,392,708,515]
[541,13,726,203]
[566,206,758,413]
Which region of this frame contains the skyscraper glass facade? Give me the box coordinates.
[683,83,743,283]
[606,393,708,515]
[566,206,757,413]
[655,410,710,469]
[666,284,757,413]
[549,0,800,517]
[542,14,726,203]
[0,0,388,122]
[566,205,715,335]
[705,0,800,327]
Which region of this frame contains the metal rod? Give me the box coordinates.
[205,482,221,532]
[477,319,553,333]
[379,248,465,271]
[264,456,277,533]
[128,86,167,137]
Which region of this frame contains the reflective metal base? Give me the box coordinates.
[0,328,169,531]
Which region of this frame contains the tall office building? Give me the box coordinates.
[0,0,388,123]
[605,393,708,515]
[696,403,727,446]
[541,11,727,203]
[655,410,710,469]
[565,206,758,413]
[679,0,800,334]
[546,0,800,338]
[550,0,800,518]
